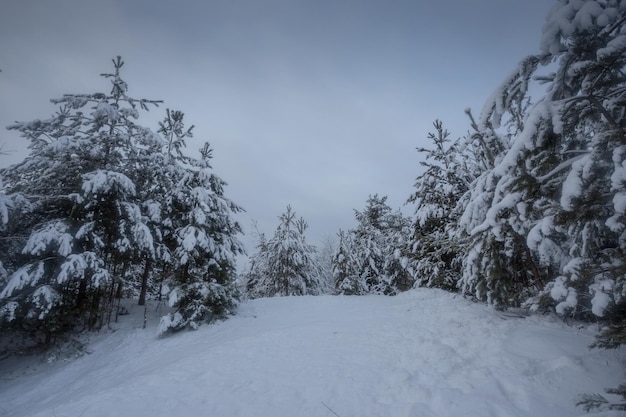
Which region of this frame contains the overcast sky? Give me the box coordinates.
[0,0,554,265]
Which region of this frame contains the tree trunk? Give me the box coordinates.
[139,258,152,306]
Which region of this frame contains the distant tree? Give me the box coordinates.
[333,195,412,295]
[333,229,366,295]
[315,234,338,294]
[383,208,414,293]
[244,229,270,299]
[246,206,320,297]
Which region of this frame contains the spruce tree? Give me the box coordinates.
[456,0,626,317]
[0,173,11,294]
[156,138,244,334]
[407,120,471,291]
[0,57,245,342]
[246,206,320,297]
[244,230,270,299]
[441,0,626,407]
[0,57,162,342]
[333,195,412,295]
[332,230,366,295]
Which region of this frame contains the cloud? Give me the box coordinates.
[0,0,554,268]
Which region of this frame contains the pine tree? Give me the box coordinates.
[244,230,270,299]
[382,210,414,293]
[407,120,471,291]
[0,57,162,343]
[0,173,11,292]
[456,0,626,316]
[432,1,626,409]
[0,57,245,342]
[456,54,548,308]
[315,234,338,294]
[538,0,626,321]
[246,206,320,297]
[333,195,412,295]
[332,230,367,295]
[156,139,244,334]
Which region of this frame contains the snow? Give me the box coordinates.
[0,175,10,225]
[21,221,72,256]
[561,154,588,211]
[1,289,622,417]
[81,170,136,197]
[541,0,622,55]
[590,279,614,317]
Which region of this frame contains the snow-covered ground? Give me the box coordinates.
[0,289,623,417]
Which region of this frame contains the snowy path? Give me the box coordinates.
[0,289,623,417]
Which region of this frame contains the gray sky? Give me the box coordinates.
[0,0,553,265]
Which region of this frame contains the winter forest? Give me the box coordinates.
[1,0,626,414]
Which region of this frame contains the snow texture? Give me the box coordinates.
[541,0,624,55]
[0,290,622,417]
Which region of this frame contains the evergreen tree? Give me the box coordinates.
[315,234,338,294]
[382,209,414,293]
[351,197,387,294]
[407,120,471,291]
[244,230,270,299]
[333,195,412,295]
[0,173,11,290]
[0,57,244,342]
[246,206,320,297]
[0,57,161,342]
[156,139,244,334]
[333,229,367,295]
[456,0,626,317]
[537,0,626,322]
[456,54,547,308]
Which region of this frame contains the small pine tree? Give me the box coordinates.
[332,230,367,295]
[157,137,244,334]
[246,206,320,297]
[333,195,412,295]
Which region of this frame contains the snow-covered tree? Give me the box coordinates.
[382,209,414,293]
[333,195,412,295]
[156,137,244,334]
[0,57,161,342]
[246,206,320,297]
[0,173,12,289]
[333,229,367,295]
[244,230,270,299]
[456,54,548,308]
[0,58,244,342]
[407,120,471,291]
[315,234,338,294]
[456,0,626,317]
[538,0,626,321]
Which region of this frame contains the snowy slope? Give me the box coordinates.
[0,289,623,417]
